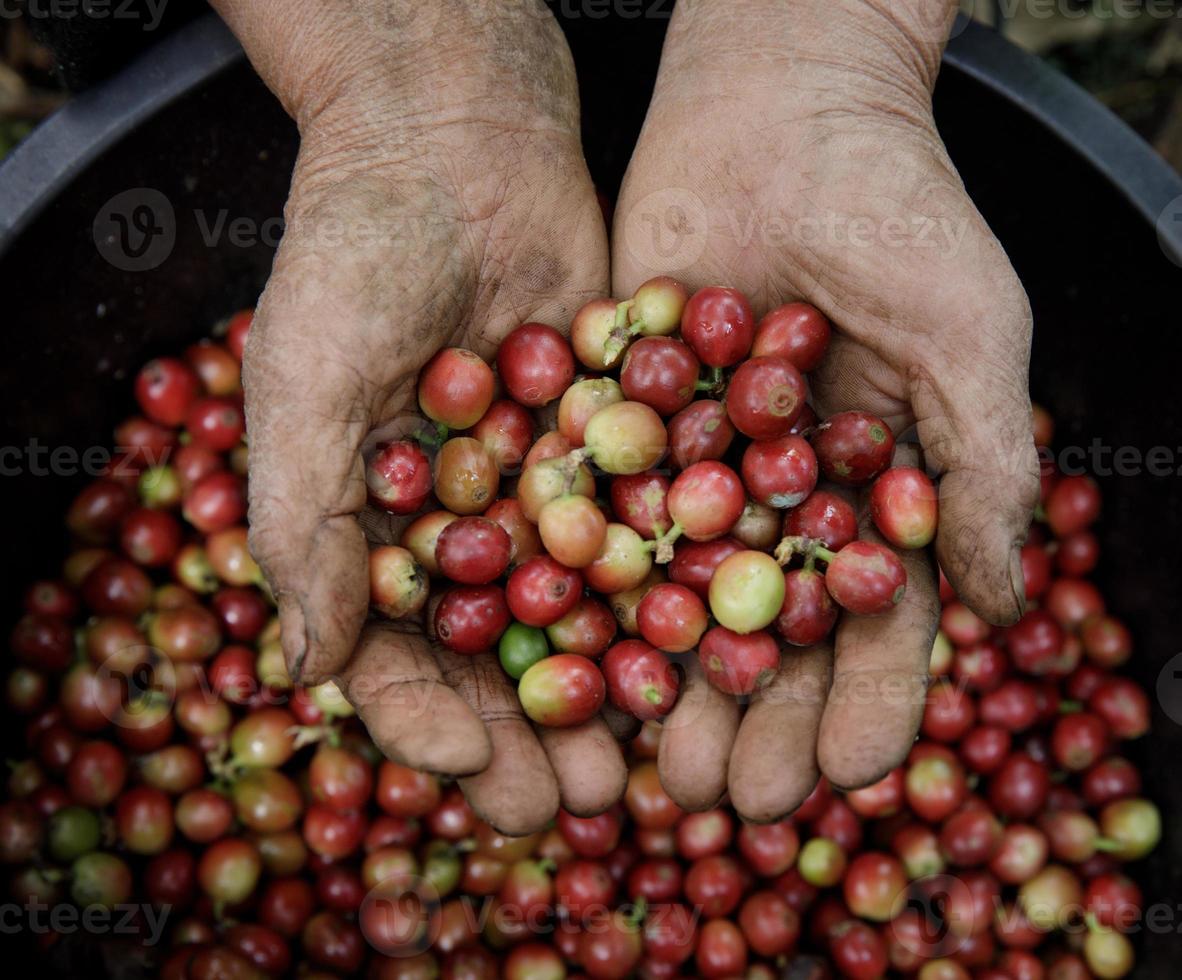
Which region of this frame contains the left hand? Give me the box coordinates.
[612,0,1040,820]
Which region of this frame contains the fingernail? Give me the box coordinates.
[278,594,308,684]
[1009,545,1027,619]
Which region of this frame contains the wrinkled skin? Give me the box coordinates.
[613,1,1039,819]
[213,0,623,834]
[214,0,1038,831]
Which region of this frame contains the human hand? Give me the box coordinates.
[612,0,1040,819]
[211,0,624,833]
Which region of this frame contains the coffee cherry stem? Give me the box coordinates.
[604,302,645,361]
[625,895,648,928]
[653,522,684,564]
[600,302,647,364]
[416,420,450,451]
[695,365,726,394]
[558,448,594,491]
[773,535,830,566]
[289,722,339,751]
[1058,699,1083,713]
[615,300,635,328]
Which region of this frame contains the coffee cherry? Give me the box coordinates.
[680,287,755,367]
[699,627,780,695]
[823,541,907,616]
[870,467,939,549]
[602,640,679,721]
[435,517,513,584]
[812,411,895,485]
[367,441,433,515]
[583,402,668,475]
[369,546,429,619]
[518,654,606,727]
[418,347,495,428]
[708,551,786,633]
[726,357,807,439]
[741,436,819,509]
[497,323,575,408]
[751,302,831,371]
[434,586,511,654]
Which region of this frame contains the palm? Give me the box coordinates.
[611,74,1035,819]
[244,122,628,834]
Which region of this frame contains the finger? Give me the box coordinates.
[337,623,492,776]
[909,330,1039,627]
[437,649,561,836]
[728,645,832,823]
[809,332,914,437]
[657,657,740,811]
[243,278,374,685]
[816,484,939,790]
[537,717,629,817]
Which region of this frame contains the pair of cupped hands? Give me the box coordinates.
[211,0,1040,834]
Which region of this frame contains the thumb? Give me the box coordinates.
[243,285,374,684]
[910,348,1040,627]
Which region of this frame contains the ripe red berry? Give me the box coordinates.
[185,396,245,452]
[602,640,680,721]
[518,654,606,727]
[1045,475,1101,537]
[776,568,838,646]
[726,357,807,439]
[497,323,576,408]
[751,302,831,371]
[134,357,201,425]
[698,627,780,695]
[811,411,895,486]
[667,399,736,469]
[418,347,495,428]
[366,440,433,515]
[741,435,819,509]
[619,337,700,417]
[435,516,512,585]
[434,585,511,654]
[636,583,708,653]
[870,466,938,549]
[782,490,858,552]
[666,462,745,543]
[680,287,755,367]
[506,555,583,627]
[823,541,907,615]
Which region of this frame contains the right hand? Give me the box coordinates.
[212,0,625,834]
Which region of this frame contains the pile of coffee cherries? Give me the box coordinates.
[0,300,1163,980]
[368,280,934,728]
